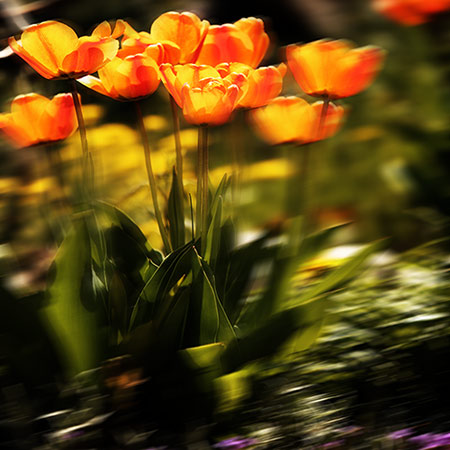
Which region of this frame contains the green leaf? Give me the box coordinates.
[246,224,346,326]
[295,240,382,305]
[181,342,226,371]
[96,201,148,251]
[204,196,223,269]
[224,228,280,323]
[42,219,105,376]
[221,297,327,374]
[210,174,229,217]
[214,368,252,413]
[108,271,128,337]
[167,167,186,250]
[189,251,236,345]
[129,241,195,330]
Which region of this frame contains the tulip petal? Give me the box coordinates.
[21,21,78,72]
[62,36,118,76]
[234,17,269,67]
[11,93,50,143]
[151,11,209,63]
[78,75,114,98]
[0,113,32,147]
[9,36,59,79]
[42,93,77,141]
[196,24,254,66]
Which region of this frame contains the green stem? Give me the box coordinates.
[71,80,93,197]
[170,95,184,194]
[318,97,330,138]
[196,126,204,240]
[200,125,209,254]
[135,101,172,254]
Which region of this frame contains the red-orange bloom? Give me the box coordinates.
[95,19,181,63]
[195,17,269,68]
[150,11,209,64]
[250,96,345,145]
[216,62,286,108]
[9,20,119,79]
[160,63,245,125]
[286,40,384,99]
[0,93,77,147]
[160,63,247,106]
[180,78,240,126]
[372,0,450,25]
[78,48,160,100]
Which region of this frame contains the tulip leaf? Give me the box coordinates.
[247,223,346,326]
[220,297,327,374]
[209,174,229,218]
[42,219,105,376]
[214,367,252,413]
[189,250,236,345]
[204,196,223,269]
[129,241,195,330]
[168,167,186,250]
[295,240,383,305]
[224,228,280,323]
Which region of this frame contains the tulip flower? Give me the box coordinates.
[216,62,286,108]
[9,20,119,79]
[78,48,160,101]
[372,0,450,25]
[250,96,345,145]
[180,78,241,126]
[150,11,209,64]
[160,63,247,107]
[196,17,269,67]
[286,40,384,99]
[0,93,77,147]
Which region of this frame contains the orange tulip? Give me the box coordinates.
[150,11,209,64]
[195,17,269,68]
[78,48,160,100]
[95,19,181,63]
[216,62,286,108]
[250,96,345,145]
[180,78,241,126]
[286,40,384,99]
[9,20,119,79]
[0,93,77,148]
[372,0,450,25]
[160,63,247,106]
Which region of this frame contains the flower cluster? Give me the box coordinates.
[3,10,384,147]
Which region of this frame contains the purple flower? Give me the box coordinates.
[388,429,413,440]
[213,437,257,449]
[409,433,450,449]
[320,440,345,448]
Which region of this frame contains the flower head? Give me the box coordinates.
[181,77,241,126]
[250,96,345,145]
[78,47,160,101]
[372,0,450,25]
[0,93,77,147]
[9,20,119,79]
[286,40,384,99]
[150,11,210,64]
[216,62,286,108]
[196,17,269,67]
